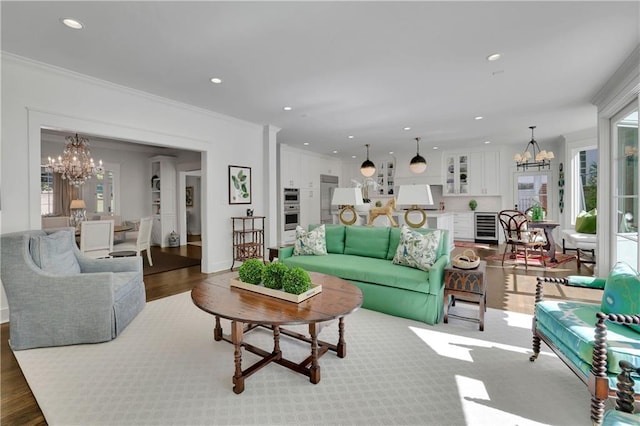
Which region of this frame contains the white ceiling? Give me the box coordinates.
[2,1,639,160]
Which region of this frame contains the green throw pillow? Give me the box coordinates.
[392,225,442,271]
[601,262,640,333]
[575,209,597,234]
[293,225,327,256]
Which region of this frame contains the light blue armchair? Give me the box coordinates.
[1,227,146,350]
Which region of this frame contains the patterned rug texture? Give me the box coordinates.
[485,252,577,268]
[12,274,596,425]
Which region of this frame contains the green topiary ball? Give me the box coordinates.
[238,259,265,285]
[282,266,312,295]
[262,262,289,289]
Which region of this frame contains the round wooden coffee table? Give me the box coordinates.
[191,272,363,394]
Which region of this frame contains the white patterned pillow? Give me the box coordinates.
[294,225,328,256]
[392,225,442,271]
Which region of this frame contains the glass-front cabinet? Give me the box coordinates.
[375,158,396,196]
[444,154,469,195]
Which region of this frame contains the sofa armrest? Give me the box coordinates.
[77,255,142,274]
[534,276,605,303]
[427,254,449,296]
[278,246,294,260]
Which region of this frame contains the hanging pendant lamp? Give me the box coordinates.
[409,137,427,174]
[360,144,376,177]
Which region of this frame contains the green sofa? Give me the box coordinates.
[279,225,450,324]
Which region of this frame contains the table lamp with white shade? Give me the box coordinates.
[331,187,364,225]
[69,199,87,227]
[396,184,434,228]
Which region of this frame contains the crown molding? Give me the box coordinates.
[1,51,263,131]
[591,44,640,117]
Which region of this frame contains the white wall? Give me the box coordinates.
[1,53,268,322]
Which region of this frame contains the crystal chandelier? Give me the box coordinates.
[513,126,554,171]
[47,133,103,186]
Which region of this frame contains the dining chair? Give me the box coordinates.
[80,220,115,259]
[498,210,546,269]
[99,215,125,243]
[117,217,153,266]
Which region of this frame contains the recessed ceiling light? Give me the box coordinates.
[347,135,354,139]
[389,151,394,155]
[474,116,484,120]
[303,142,309,146]
[209,77,222,84]
[332,150,338,154]
[484,140,491,144]
[403,127,411,131]
[61,18,84,29]
[283,106,292,111]
[433,146,439,150]
[351,155,357,159]
[487,53,501,61]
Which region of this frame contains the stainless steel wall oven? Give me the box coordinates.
[283,188,300,231]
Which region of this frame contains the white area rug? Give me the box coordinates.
[13,284,595,425]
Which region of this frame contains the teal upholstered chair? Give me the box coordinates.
[530,264,640,424]
[1,227,146,350]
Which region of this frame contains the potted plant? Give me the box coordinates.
[262,262,288,289]
[282,266,312,295]
[238,259,265,285]
[469,199,478,211]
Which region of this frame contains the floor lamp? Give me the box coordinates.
[331,188,364,225]
[396,185,434,228]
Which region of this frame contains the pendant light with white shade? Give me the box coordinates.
[409,137,427,174]
[360,144,376,177]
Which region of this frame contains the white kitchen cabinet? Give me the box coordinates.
[281,148,301,188]
[426,212,455,252]
[468,151,501,195]
[299,187,320,228]
[149,155,177,247]
[444,151,500,196]
[453,212,475,241]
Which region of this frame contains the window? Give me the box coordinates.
[569,147,598,224]
[40,166,54,215]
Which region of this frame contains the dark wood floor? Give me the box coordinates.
[1,243,598,425]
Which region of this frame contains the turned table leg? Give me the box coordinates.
[337,317,347,358]
[231,321,245,394]
[309,322,321,384]
[214,316,223,341]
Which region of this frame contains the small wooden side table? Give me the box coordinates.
[443,260,487,331]
[268,244,293,262]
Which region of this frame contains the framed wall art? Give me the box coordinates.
[186,186,194,207]
[228,165,252,204]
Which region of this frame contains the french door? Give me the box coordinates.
[611,102,639,269]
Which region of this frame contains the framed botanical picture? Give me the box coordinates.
[228,165,252,204]
[186,186,194,207]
